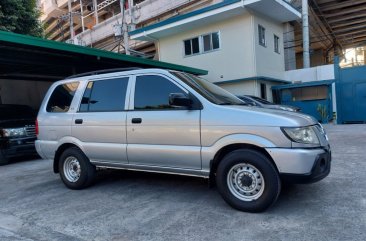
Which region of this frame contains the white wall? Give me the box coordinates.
[159,14,256,83]
[253,14,285,79]
[0,80,52,110]
[158,11,286,84]
[218,80,280,102]
[284,64,335,82]
[218,81,256,95]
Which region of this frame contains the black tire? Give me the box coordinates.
[59,147,96,190]
[0,150,9,166]
[216,149,281,212]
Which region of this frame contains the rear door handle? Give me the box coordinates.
[131,118,142,124]
[75,119,83,124]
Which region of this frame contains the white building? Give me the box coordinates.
[130,0,301,101]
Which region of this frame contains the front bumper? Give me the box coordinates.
[1,137,37,158]
[266,147,331,184]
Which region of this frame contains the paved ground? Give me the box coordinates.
[0,124,365,241]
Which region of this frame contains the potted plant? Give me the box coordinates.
[317,104,329,124]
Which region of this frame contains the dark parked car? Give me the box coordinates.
[0,105,38,165]
[237,95,301,112]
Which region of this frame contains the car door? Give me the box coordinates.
[127,74,201,170]
[72,77,130,164]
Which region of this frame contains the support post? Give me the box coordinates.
[120,0,130,55]
[93,0,99,25]
[302,0,310,68]
[80,0,85,32]
[128,0,136,31]
[68,0,75,40]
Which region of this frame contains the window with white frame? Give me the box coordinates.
[274,35,280,53]
[258,25,266,47]
[202,32,220,52]
[184,37,200,56]
[184,32,220,56]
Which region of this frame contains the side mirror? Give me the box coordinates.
[169,93,192,108]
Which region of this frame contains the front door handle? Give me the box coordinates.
[131,118,142,124]
[75,119,83,124]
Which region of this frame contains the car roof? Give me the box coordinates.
[55,68,174,85]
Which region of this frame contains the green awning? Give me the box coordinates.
[0,31,207,81]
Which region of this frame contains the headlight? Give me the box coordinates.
[281,126,319,144]
[2,128,26,137]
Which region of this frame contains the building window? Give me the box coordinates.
[258,25,266,47]
[184,37,200,56]
[184,32,220,56]
[260,83,267,100]
[202,32,220,52]
[274,35,280,53]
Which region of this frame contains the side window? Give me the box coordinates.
[79,77,129,112]
[46,82,79,112]
[134,75,187,110]
[258,25,266,47]
[274,35,280,53]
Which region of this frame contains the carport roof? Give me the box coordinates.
[0,31,207,81]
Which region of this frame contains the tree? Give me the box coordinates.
[0,0,43,37]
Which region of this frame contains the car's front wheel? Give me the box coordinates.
[216,149,281,212]
[59,147,96,189]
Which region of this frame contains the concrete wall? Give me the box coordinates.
[159,14,256,83]
[218,80,280,102]
[0,80,52,110]
[158,11,286,84]
[217,81,256,95]
[285,64,334,82]
[253,14,285,79]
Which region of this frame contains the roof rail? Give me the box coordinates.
[65,67,142,79]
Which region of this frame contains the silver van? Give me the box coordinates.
[36,68,331,212]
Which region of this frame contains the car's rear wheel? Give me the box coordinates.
[216,149,281,212]
[0,150,9,166]
[59,147,96,189]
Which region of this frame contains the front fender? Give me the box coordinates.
[201,134,276,173]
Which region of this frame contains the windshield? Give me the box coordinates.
[171,72,245,105]
[249,96,273,105]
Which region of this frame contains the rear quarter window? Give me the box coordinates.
[46,82,79,112]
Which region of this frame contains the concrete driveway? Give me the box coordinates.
[0,124,365,241]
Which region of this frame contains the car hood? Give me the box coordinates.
[263,104,299,111]
[0,118,35,128]
[210,105,317,127]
